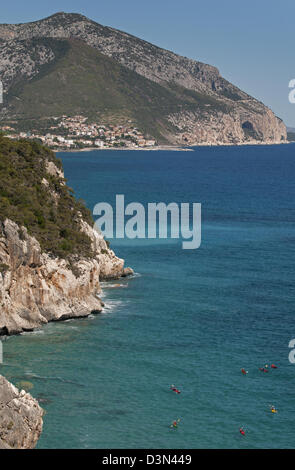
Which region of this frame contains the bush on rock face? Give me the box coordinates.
[0,136,94,259]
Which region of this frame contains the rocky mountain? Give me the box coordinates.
[0,375,43,449]
[0,136,132,335]
[0,12,287,145]
[0,38,229,143]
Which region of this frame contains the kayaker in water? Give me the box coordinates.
[170,385,181,394]
[241,368,248,375]
[270,405,277,413]
[271,364,278,369]
[170,418,181,429]
[239,427,245,436]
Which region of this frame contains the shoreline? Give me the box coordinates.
[0,271,136,339]
[56,145,193,153]
[55,140,292,154]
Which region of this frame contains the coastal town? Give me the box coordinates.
[0,115,157,150]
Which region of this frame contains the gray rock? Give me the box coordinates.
[0,375,43,449]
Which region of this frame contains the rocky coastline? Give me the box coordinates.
[0,135,133,447]
[0,216,133,447]
[0,217,133,336]
[0,215,132,447]
[0,212,133,448]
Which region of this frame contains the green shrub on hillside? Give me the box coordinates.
[0,136,94,259]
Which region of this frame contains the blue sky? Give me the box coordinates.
[2,0,295,126]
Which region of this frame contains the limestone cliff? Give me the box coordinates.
[167,106,287,146]
[0,218,130,335]
[0,375,43,449]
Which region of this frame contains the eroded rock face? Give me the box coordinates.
[0,218,132,335]
[168,106,287,146]
[0,375,43,449]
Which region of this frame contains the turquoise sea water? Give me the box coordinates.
[1,144,295,448]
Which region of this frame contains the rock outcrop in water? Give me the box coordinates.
[0,375,43,448]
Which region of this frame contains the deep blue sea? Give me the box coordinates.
[1,144,295,448]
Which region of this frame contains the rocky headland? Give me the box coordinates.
[0,137,132,336]
[0,217,132,336]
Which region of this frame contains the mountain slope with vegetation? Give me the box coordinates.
[0,12,287,145]
[1,38,230,142]
[0,134,93,259]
